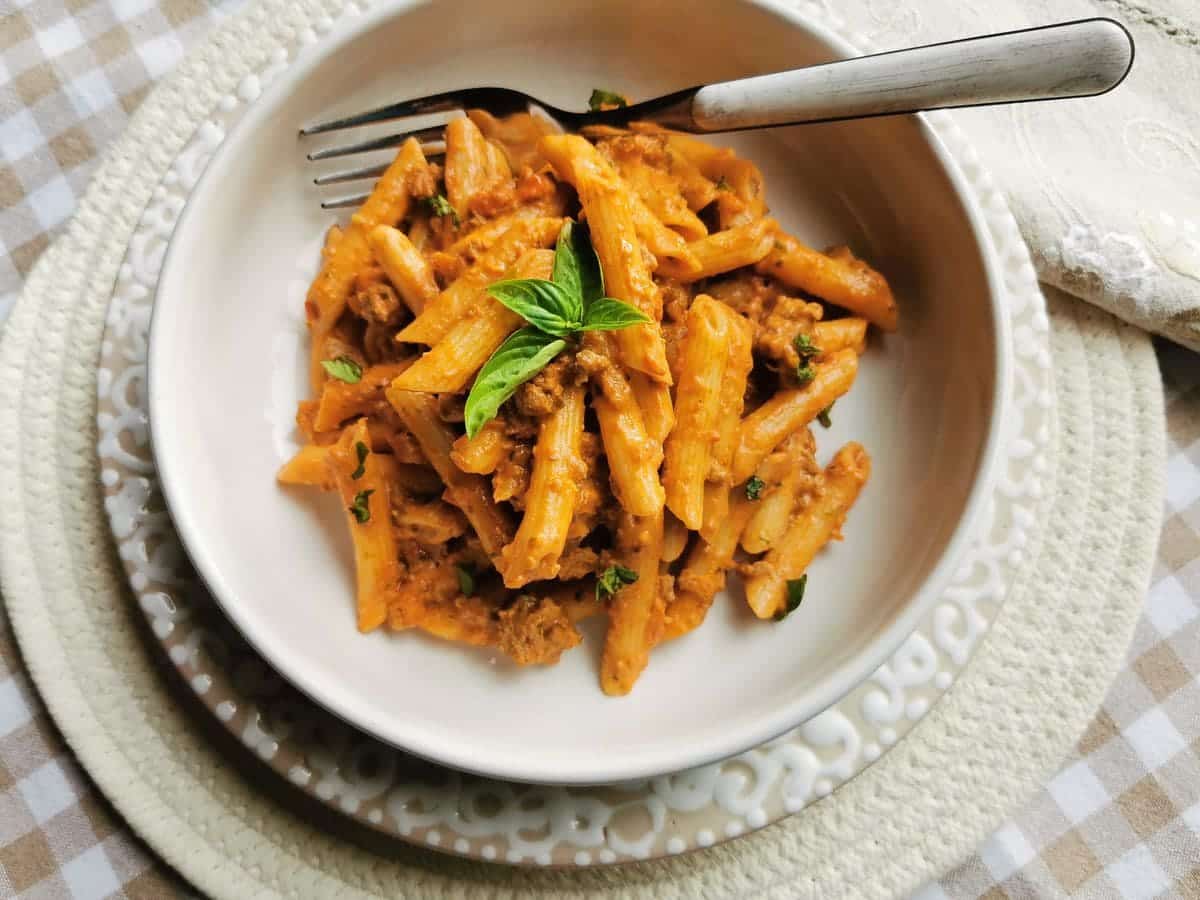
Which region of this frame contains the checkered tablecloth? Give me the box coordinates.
[2,2,1198,897]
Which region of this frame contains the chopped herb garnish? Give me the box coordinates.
[776,574,807,621]
[321,355,362,384]
[424,193,460,226]
[350,441,369,480]
[794,334,821,385]
[715,176,731,192]
[455,564,475,596]
[773,239,787,252]
[817,403,834,429]
[595,564,639,601]
[745,475,766,500]
[794,334,819,357]
[588,88,628,111]
[348,489,374,524]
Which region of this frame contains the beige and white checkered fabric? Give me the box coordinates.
[1,2,1198,897]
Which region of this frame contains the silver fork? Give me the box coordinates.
[302,17,1133,209]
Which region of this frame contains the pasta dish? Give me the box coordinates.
[280,105,896,695]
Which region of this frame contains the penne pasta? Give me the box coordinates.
[450,418,508,475]
[277,443,335,489]
[663,296,732,529]
[744,442,871,618]
[306,138,428,391]
[600,509,665,695]
[657,218,778,282]
[740,429,817,554]
[813,316,869,354]
[286,113,895,693]
[329,419,400,632]
[587,340,665,517]
[397,216,563,345]
[498,384,586,587]
[313,362,411,433]
[368,225,439,314]
[758,233,898,332]
[538,134,676,381]
[664,490,757,641]
[699,309,755,542]
[732,348,858,484]
[390,249,553,393]
[385,387,515,557]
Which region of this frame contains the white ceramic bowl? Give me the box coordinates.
[149,0,1010,785]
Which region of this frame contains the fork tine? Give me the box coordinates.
[320,192,371,210]
[306,125,445,161]
[300,90,468,136]
[313,140,446,185]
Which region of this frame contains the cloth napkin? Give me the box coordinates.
[806,0,1200,353]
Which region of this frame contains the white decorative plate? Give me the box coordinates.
[96,0,1050,866]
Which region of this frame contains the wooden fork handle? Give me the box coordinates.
[687,18,1133,132]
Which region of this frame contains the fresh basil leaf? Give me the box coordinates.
[817,403,834,428]
[595,564,639,601]
[487,279,582,336]
[775,574,807,621]
[425,193,460,226]
[350,441,369,480]
[553,221,605,305]
[579,296,652,332]
[464,327,568,438]
[745,475,765,500]
[348,489,374,524]
[455,564,475,596]
[321,355,362,384]
[588,89,628,111]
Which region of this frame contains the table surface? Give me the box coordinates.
[2,2,1199,897]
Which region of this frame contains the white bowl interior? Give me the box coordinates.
[150,0,1002,783]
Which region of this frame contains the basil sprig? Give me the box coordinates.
[463,222,651,437]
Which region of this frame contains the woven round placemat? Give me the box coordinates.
[0,0,1164,896]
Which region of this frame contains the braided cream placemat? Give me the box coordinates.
[0,0,1164,896]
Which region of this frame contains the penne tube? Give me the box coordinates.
[758,233,898,332]
[629,372,675,445]
[498,384,586,587]
[397,216,563,346]
[589,347,665,518]
[607,153,707,242]
[731,347,858,484]
[444,117,496,220]
[450,418,508,475]
[600,509,665,695]
[664,490,757,641]
[313,362,411,433]
[537,134,674,381]
[277,443,334,489]
[385,387,515,556]
[657,218,777,282]
[329,420,400,632]
[307,138,428,390]
[390,249,553,393]
[699,309,755,542]
[663,295,731,530]
[740,429,816,554]
[813,317,869,354]
[744,442,870,618]
[661,512,690,563]
[367,225,438,314]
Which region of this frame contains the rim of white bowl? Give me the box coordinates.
[148,0,1012,785]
